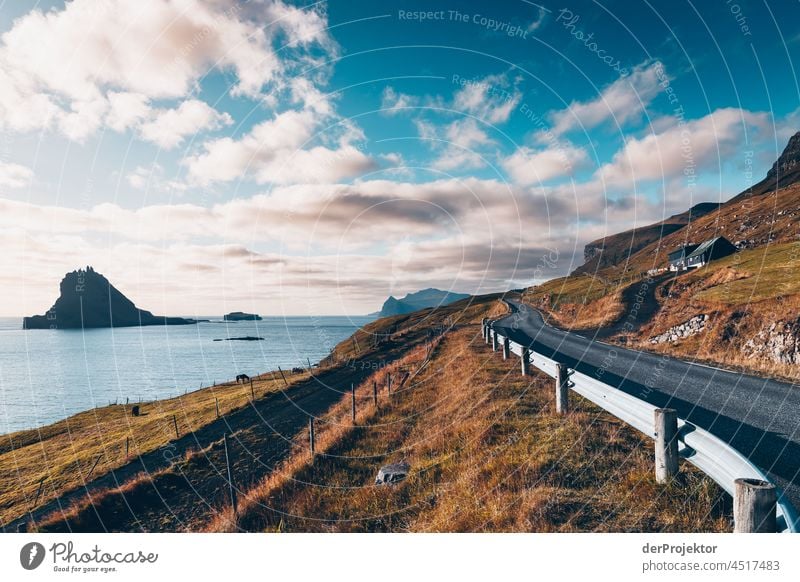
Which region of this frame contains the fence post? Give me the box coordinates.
[555,363,569,414]
[492,330,499,352]
[654,408,679,482]
[215,398,220,419]
[173,415,179,438]
[734,478,777,533]
[373,381,378,408]
[309,417,316,458]
[277,366,288,386]
[223,433,238,519]
[250,379,255,401]
[521,347,530,376]
[502,337,510,360]
[351,384,356,424]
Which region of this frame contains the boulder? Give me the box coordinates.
[375,461,410,486]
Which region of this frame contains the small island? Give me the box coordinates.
[23,267,197,329]
[223,312,263,321]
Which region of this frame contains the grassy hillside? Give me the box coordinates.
[0,370,310,526]
[20,294,728,532]
[207,316,728,533]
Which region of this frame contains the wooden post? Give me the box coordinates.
[250,379,255,401]
[351,384,356,424]
[555,363,569,414]
[373,381,378,408]
[223,433,238,519]
[502,337,510,360]
[173,415,179,438]
[307,357,313,375]
[277,366,288,386]
[734,478,777,533]
[654,408,679,483]
[31,477,46,509]
[309,417,315,458]
[125,436,130,458]
[85,454,103,480]
[521,347,530,376]
[492,330,499,352]
[215,398,220,419]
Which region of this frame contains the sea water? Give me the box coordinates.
[0,316,373,433]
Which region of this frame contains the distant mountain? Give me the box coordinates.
[375,288,470,317]
[223,312,262,321]
[23,267,197,329]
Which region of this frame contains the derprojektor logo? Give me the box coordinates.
[20,542,46,570]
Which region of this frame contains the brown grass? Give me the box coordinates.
[206,322,729,533]
[0,368,314,526]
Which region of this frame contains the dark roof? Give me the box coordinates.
[667,244,698,261]
[686,237,731,260]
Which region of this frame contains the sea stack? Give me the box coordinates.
[23,266,197,329]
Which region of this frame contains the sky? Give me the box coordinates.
[0,0,799,317]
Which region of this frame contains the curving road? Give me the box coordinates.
[493,300,800,513]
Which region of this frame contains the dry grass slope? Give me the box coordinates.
[209,317,729,533]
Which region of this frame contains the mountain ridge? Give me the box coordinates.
[374,288,470,317]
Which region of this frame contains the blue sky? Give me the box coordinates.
[0,0,798,316]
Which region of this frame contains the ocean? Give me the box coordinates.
[0,315,373,434]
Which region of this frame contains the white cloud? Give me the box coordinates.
[503,145,590,184]
[597,108,769,186]
[185,101,374,185]
[0,0,333,141]
[452,73,521,124]
[106,92,151,132]
[139,100,232,149]
[549,62,665,136]
[380,87,419,115]
[0,161,33,188]
[419,118,495,172]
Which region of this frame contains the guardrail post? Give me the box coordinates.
[654,408,679,483]
[521,347,530,376]
[481,318,487,341]
[502,337,510,360]
[555,363,569,414]
[492,330,499,352]
[734,478,777,533]
[485,323,491,344]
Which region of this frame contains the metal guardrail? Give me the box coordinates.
[496,323,798,533]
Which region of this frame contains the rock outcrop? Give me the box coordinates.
[743,318,800,365]
[649,315,708,344]
[223,312,262,321]
[23,267,197,329]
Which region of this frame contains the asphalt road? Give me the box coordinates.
[493,300,800,513]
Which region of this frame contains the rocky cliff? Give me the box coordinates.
[23,267,197,329]
[376,288,470,317]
